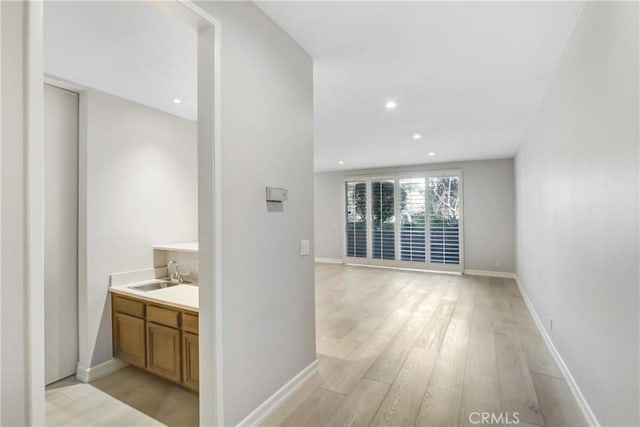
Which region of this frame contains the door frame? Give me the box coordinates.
[24,1,223,425]
[341,169,465,274]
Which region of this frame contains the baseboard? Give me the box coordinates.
[76,358,128,383]
[314,257,343,264]
[236,359,319,427]
[463,269,516,279]
[514,276,600,427]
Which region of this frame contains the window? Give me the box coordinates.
[345,181,367,258]
[371,180,395,260]
[399,178,426,262]
[428,175,460,265]
[344,171,463,272]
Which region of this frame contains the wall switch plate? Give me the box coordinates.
[300,240,310,256]
[266,186,288,202]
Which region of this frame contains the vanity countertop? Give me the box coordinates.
[153,242,198,253]
[110,280,199,312]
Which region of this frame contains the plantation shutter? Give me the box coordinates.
[399,178,426,262]
[371,180,395,260]
[345,181,367,258]
[428,175,461,265]
[343,171,462,272]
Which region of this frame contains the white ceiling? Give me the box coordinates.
[44,1,583,170]
[44,1,198,121]
[256,1,584,172]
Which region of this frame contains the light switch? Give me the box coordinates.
[300,240,310,256]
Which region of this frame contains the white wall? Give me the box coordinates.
[79,89,197,369]
[194,2,315,425]
[315,159,515,273]
[314,172,344,261]
[515,2,639,426]
[0,2,28,424]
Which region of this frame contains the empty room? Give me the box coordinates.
[0,1,637,427]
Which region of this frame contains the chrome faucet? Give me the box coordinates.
[167,260,182,283]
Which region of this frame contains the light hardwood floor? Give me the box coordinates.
[46,375,164,426]
[46,264,585,426]
[46,366,198,426]
[263,264,586,427]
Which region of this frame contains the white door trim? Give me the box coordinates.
[26,1,46,424]
[179,1,224,424]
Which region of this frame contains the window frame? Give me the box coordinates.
[341,169,464,273]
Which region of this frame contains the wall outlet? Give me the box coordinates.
[300,240,310,256]
[495,260,502,268]
[549,317,553,331]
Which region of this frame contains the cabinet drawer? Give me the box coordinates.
[147,305,180,328]
[113,295,145,318]
[183,312,198,334]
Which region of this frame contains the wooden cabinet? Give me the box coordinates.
[182,332,199,391]
[113,312,146,368]
[111,293,199,391]
[183,312,199,334]
[147,322,182,383]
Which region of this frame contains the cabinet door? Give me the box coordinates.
[146,322,181,383]
[182,332,199,391]
[113,313,145,368]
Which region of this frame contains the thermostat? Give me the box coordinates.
[266,186,288,202]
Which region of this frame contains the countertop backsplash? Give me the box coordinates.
[154,247,199,283]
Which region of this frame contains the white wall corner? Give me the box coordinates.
[314,258,343,265]
[75,358,128,383]
[463,269,516,279]
[514,276,601,427]
[236,359,319,427]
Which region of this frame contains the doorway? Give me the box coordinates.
[25,1,222,425]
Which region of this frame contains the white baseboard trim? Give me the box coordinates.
[314,257,343,264]
[463,269,516,279]
[514,276,600,427]
[236,359,319,427]
[76,358,128,383]
[343,263,462,276]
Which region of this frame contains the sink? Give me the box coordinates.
[131,281,181,292]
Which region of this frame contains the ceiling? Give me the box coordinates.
[44,1,198,121]
[44,1,584,170]
[256,1,584,172]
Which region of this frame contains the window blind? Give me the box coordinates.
[428,176,460,265]
[399,178,426,262]
[345,181,367,258]
[371,180,395,260]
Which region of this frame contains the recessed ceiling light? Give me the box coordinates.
[385,100,397,110]
[173,98,182,104]
[338,160,345,165]
[428,152,436,156]
[412,133,422,140]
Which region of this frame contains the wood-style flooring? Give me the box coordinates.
[262,264,586,427]
[46,263,585,426]
[46,366,198,426]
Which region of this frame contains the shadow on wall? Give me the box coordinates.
[92,294,113,367]
[266,201,284,213]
